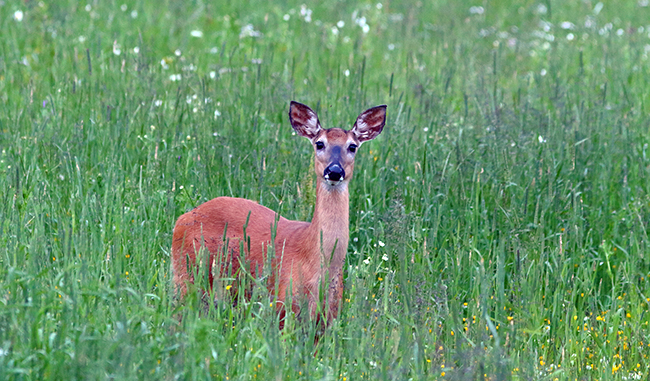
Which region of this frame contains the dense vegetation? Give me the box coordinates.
[1,0,649,379]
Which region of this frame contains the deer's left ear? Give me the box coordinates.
[351,105,387,143]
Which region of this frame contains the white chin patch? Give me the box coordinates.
[324,176,344,186]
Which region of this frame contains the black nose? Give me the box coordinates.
[324,164,345,182]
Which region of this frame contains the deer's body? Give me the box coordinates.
[171,102,386,324]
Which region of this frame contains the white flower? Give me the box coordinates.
[214,110,221,118]
[538,135,546,143]
[130,10,138,18]
[382,253,389,261]
[154,100,163,107]
[190,30,203,38]
[363,257,371,265]
[14,10,24,21]
[112,41,121,56]
[344,69,350,77]
[362,24,369,33]
[388,43,395,50]
[169,74,181,81]
[210,47,218,54]
[174,49,182,56]
[121,4,127,11]
[560,21,575,30]
[133,46,140,54]
[209,71,216,79]
[594,2,604,15]
[469,6,484,15]
[378,240,385,247]
[160,59,169,70]
[283,14,290,21]
[376,3,383,9]
[300,5,312,22]
[337,20,345,28]
[567,33,575,41]
[240,24,262,38]
[331,27,339,35]
[540,69,547,76]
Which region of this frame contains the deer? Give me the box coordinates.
[171,101,386,327]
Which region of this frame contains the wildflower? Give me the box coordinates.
[469,6,484,15]
[299,5,312,22]
[14,10,24,21]
[190,30,204,38]
[560,21,575,30]
[240,24,262,38]
[112,40,122,56]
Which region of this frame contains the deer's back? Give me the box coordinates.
[171,197,314,299]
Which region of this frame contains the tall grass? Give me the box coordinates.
[1,0,649,379]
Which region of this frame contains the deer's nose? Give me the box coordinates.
[324,164,345,182]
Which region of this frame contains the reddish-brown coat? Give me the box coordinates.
[171,101,386,326]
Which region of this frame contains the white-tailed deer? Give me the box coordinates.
[171,101,386,326]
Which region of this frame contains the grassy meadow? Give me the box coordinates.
[2,0,650,379]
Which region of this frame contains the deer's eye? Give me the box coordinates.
[348,144,358,153]
[315,141,325,150]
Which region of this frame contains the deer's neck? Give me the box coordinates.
[309,180,350,276]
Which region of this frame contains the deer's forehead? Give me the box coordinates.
[318,128,355,143]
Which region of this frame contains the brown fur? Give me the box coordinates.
[171,101,386,325]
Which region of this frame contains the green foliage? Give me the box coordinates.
[1,0,650,379]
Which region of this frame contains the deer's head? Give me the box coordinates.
[289,101,387,189]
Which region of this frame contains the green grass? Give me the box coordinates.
[1,0,650,379]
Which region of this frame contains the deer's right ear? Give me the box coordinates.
[289,101,322,139]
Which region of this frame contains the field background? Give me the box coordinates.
[1,0,650,379]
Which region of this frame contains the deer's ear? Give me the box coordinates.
[352,105,386,143]
[289,101,322,139]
